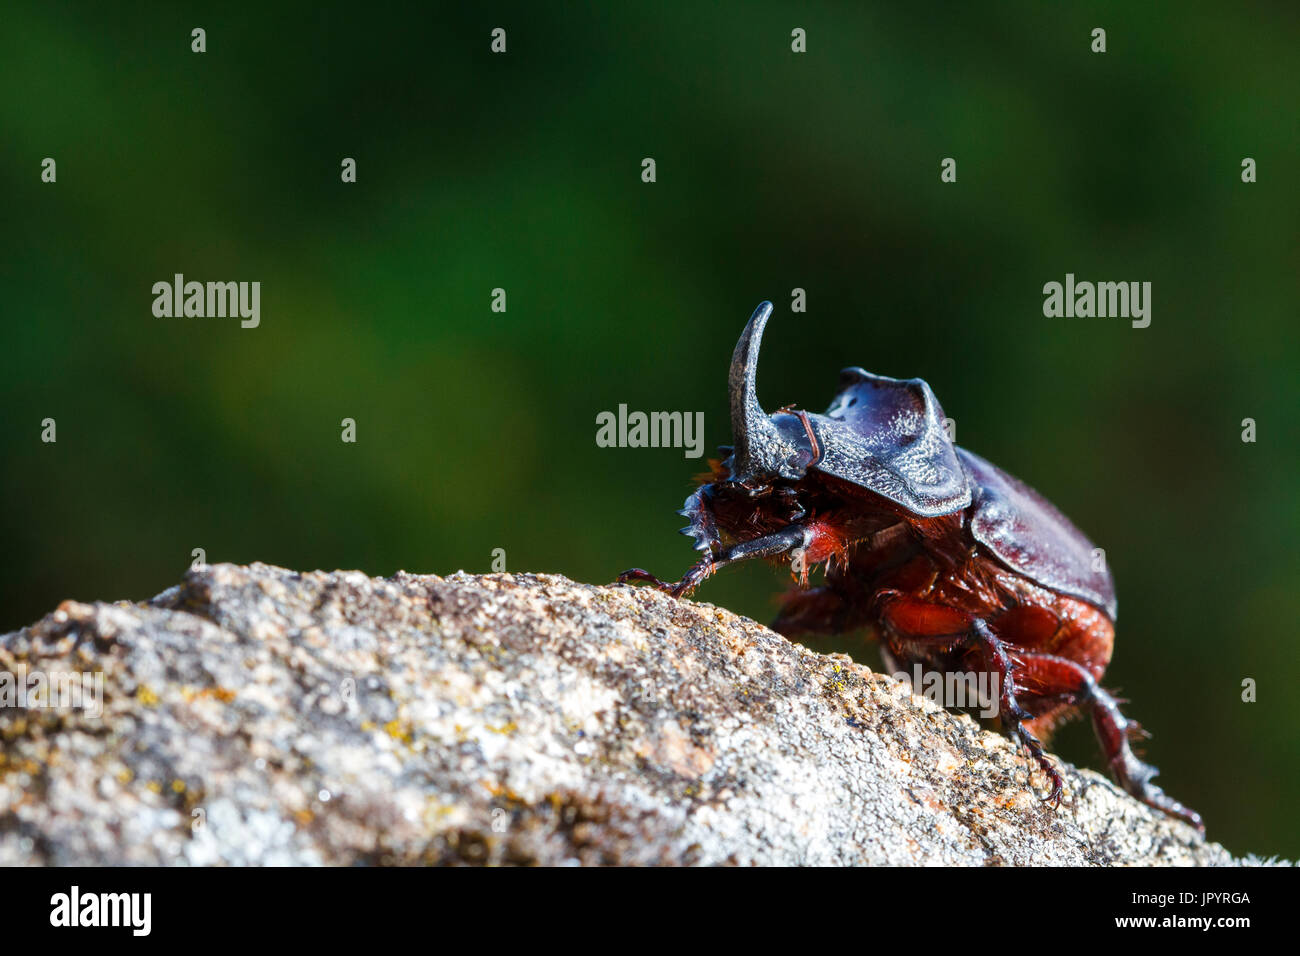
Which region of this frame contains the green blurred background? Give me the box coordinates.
[2,2,1296,857]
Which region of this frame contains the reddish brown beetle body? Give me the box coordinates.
[620,302,1202,831]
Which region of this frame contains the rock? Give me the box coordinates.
[0,563,1251,865]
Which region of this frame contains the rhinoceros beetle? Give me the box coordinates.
[619,301,1202,831]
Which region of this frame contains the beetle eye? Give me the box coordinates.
[789,449,816,470]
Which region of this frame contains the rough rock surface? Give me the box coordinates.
[0,563,1245,865]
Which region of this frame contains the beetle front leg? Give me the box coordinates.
[618,523,810,599]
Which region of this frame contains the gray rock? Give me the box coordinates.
[0,563,1260,865]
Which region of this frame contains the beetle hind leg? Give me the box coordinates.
[1087,682,1204,832]
[1015,652,1204,832]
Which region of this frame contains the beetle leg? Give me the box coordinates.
[968,620,1065,808]
[617,556,719,598]
[771,585,860,636]
[1014,652,1205,832]
[618,523,809,599]
[879,606,1065,808]
[677,485,720,555]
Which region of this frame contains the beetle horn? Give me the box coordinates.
[727,301,804,484]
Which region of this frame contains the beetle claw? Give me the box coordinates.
[617,558,717,599]
[1009,718,1065,811]
[1041,766,1065,809]
[616,568,673,591]
[1022,744,1065,809]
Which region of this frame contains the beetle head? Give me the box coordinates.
[721,301,971,517]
